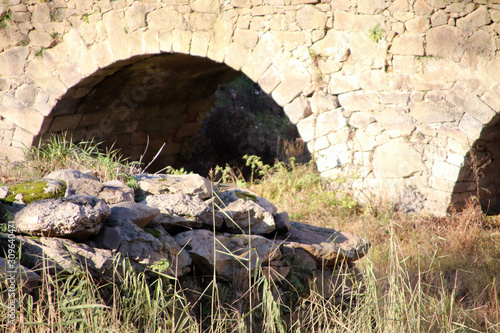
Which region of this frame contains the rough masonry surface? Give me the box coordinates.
[1,0,500,215]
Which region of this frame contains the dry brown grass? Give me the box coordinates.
[249,163,500,332]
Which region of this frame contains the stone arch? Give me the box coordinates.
[452,109,500,214]
[4,4,311,171]
[3,0,500,215]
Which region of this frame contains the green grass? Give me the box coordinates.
[1,140,500,332]
[2,132,140,184]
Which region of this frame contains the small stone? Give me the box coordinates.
[98,180,135,204]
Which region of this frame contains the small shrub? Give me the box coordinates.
[368,23,385,43]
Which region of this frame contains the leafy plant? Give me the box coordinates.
[18,37,30,46]
[0,10,12,29]
[368,23,385,43]
[34,47,46,57]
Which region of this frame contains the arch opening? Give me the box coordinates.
[39,53,239,171]
[189,74,309,178]
[40,53,306,175]
[453,114,500,214]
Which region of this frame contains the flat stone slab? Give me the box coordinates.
[174,229,282,280]
[276,222,370,265]
[135,173,214,199]
[15,235,116,279]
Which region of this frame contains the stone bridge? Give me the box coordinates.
[1,0,500,215]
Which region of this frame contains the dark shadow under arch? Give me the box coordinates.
[452,114,500,214]
[38,53,306,174]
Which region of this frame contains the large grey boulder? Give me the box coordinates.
[276,222,370,266]
[92,219,191,276]
[135,173,214,199]
[15,195,110,240]
[141,193,223,232]
[174,229,282,280]
[107,201,160,228]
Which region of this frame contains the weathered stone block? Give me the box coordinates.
[296,115,316,142]
[31,3,51,24]
[207,18,233,62]
[190,0,220,13]
[0,47,29,76]
[375,108,415,137]
[147,7,178,31]
[272,73,309,106]
[447,83,495,124]
[431,10,449,27]
[456,6,491,32]
[315,143,350,171]
[296,6,327,30]
[413,0,433,15]
[26,61,68,98]
[389,0,409,11]
[357,0,385,14]
[316,108,346,137]
[190,12,217,31]
[390,33,424,56]
[125,1,147,32]
[242,33,282,82]
[104,11,131,62]
[258,65,282,94]
[234,29,259,49]
[349,31,386,68]
[329,73,360,95]
[188,31,209,58]
[349,112,373,128]
[426,25,464,61]
[409,101,454,123]
[458,113,482,139]
[339,91,380,112]
[432,160,461,182]
[172,30,192,54]
[373,139,426,178]
[405,17,430,33]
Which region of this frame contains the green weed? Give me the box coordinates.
[0,10,12,29]
[368,23,385,43]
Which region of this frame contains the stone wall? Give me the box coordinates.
[1,0,500,215]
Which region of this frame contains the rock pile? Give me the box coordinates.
[1,169,370,303]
